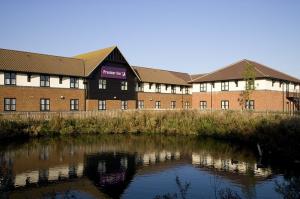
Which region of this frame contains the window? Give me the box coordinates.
[121,81,128,91]
[200,101,207,110]
[59,76,63,84]
[121,100,128,110]
[212,82,215,88]
[185,87,189,94]
[27,74,31,82]
[4,72,16,85]
[137,83,144,92]
[246,80,255,90]
[98,100,106,110]
[149,83,153,90]
[221,81,229,91]
[70,77,79,88]
[155,101,161,109]
[171,85,176,94]
[40,98,50,111]
[165,85,169,91]
[99,79,107,89]
[70,99,79,111]
[155,84,161,93]
[138,100,144,109]
[245,100,255,110]
[235,81,238,87]
[4,98,16,111]
[40,75,50,87]
[272,80,275,87]
[221,100,229,110]
[184,101,190,109]
[200,83,207,92]
[180,86,183,92]
[170,101,176,109]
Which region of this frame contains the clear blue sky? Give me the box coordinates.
[1,0,299,77]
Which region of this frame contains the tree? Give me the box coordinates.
[239,61,256,110]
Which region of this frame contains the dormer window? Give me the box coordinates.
[155,84,161,93]
[221,81,229,91]
[4,72,16,85]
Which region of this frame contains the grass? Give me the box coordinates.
[0,110,299,159]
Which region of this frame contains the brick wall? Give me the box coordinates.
[86,99,136,110]
[0,86,85,112]
[137,92,192,109]
[192,90,290,111]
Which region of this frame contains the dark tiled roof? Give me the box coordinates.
[133,66,191,86]
[0,48,85,76]
[190,73,206,81]
[190,59,300,83]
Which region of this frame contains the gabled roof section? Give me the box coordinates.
[190,59,300,83]
[0,48,85,76]
[133,66,191,86]
[74,46,140,80]
[190,73,206,81]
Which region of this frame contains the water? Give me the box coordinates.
[0,135,299,199]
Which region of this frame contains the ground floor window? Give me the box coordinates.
[138,100,144,109]
[70,99,79,111]
[170,101,176,109]
[99,100,106,110]
[155,101,161,109]
[200,101,207,110]
[245,100,255,110]
[221,100,229,110]
[184,101,190,109]
[4,98,16,111]
[121,100,128,110]
[40,98,50,111]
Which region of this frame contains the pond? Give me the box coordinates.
[0,135,299,199]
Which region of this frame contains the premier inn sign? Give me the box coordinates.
[101,66,126,79]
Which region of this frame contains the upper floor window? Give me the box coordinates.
[70,77,79,88]
[121,100,128,110]
[137,83,144,92]
[235,81,238,87]
[155,84,161,93]
[59,76,63,84]
[4,98,16,111]
[200,101,207,110]
[171,85,176,94]
[40,75,50,87]
[221,100,229,110]
[149,83,153,90]
[155,101,161,109]
[70,99,79,111]
[245,100,255,110]
[138,100,144,109]
[200,83,207,92]
[40,98,50,111]
[170,101,176,109]
[99,100,106,110]
[99,79,107,89]
[180,86,183,92]
[165,84,169,91]
[246,80,255,90]
[4,72,16,85]
[121,81,128,91]
[185,87,190,94]
[221,81,229,91]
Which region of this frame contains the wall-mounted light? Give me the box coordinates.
[113,96,117,99]
[60,96,65,99]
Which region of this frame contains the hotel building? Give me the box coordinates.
[0,46,299,112]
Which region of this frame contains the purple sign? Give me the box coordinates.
[101,66,126,79]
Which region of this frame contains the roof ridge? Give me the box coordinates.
[189,59,247,83]
[243,59,268,77]
[0,48,83,61]
[74,46,116,58]
[133,65,189,75]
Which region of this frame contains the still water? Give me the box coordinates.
[0,135,299,199]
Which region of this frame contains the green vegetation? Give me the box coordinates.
[0,110,299,159]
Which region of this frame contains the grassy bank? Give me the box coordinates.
[0,110,299,159]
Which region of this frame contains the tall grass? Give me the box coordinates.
[0,110,299,159]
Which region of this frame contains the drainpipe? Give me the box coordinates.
[211,82,213,112]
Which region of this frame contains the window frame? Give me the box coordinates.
[155,84,161,93]
[221,100,229,110]
[221,81,229,91]
[155,101,161,109]
[121,81,128,91]
[171,85,176,94]
[138,100,144,109]
[199,101,207,110]
[137,83,144,92]
[4,98,16,111]
[170,101,176,109]
[185,87,189,94]
[98,100,106,110]
[200,83,207,92]
[99,79,107,90]
[70,77,79,88]
[70,99,79,111]
[4,72,16,85]
[184,101,190,109]
[40,98,50,112]
[245,100,255,110]
[40,75,50,87]
[121,100,128,110]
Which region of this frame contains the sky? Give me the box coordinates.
[0,0,299,77]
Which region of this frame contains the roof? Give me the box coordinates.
[133,66,191,86]
[190,73,206,80]
[74,46,140,79]
[190,59,300,83]
[0,48,85,76]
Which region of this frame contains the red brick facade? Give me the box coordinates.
[137,92,192,109]
[86,99,136,111]
[192,90,293,112]
[0,86,85,112]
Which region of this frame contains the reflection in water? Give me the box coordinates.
[0,135,297,198]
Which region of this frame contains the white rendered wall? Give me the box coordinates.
[0,72,4,85]
[140,82,191,94]
[16,73,40,87]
